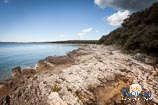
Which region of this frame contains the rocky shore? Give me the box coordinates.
[0,45,158,105]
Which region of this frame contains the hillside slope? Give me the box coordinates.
[98,2,158,56]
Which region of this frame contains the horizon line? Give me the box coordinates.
[0,40,98,43]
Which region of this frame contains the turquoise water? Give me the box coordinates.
[0,42,79,80]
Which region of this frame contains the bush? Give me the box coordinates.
[98,2,158,57]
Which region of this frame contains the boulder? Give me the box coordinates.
[22,67,36,75]
[0,83,9,97]
[36,56,74,71]
[22,67,36,78]
[11,66,22,78]
[45,56,74,65]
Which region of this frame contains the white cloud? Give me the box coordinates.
[82,28,93,33]
[94,0,113,8]
[77,27,93,37]
[94,0,156,11]
[106,10,130,26]
[77,32,86,36]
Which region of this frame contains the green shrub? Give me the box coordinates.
[98,2,158,57]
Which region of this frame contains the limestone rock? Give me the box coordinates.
[48,92,67,105]
[11,66,22,78]
[22,67,36,78]
[0,83,9,97]
[0,45,158,105]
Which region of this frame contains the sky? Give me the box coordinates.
[0,0,157,42]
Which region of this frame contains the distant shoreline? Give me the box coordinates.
[48,40,98,44]
[0,40,98,44]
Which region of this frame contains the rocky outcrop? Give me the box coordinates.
[0,83,9,97]
[22,67,36,78]
[11,66,22,78]
[36,56,75,71]
[0,66,48,105]
[0,45,158,105]
[133,53,158,70]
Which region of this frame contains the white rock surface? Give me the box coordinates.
[30,45,158,105]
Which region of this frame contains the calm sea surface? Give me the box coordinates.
[0,42,79,80]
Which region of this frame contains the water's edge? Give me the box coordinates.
[0,43,80,81]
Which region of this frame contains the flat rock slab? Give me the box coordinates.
[0,84,9,97]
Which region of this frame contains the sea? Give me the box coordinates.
[0,42,79,81]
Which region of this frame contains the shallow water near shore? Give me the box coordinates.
[0,42,79,80]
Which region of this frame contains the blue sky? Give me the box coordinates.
[0,0,155,42]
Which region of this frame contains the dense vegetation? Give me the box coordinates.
[98,2,158,56]
[49,40,97,44]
